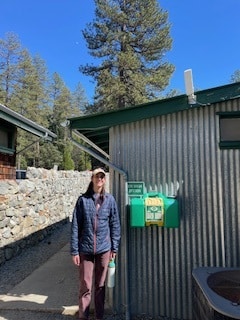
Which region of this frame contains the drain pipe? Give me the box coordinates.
[69,131,130,320]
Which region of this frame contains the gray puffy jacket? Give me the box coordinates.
[70,192,121,256]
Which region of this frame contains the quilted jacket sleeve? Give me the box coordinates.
[70,196,82,256]
[109,195,121,253]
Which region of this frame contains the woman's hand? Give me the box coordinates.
[72,255,80,266]
[110,251,116,260]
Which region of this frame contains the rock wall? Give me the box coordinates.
[0,167,109,265]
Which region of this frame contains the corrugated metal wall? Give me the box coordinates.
[108,98,240,320]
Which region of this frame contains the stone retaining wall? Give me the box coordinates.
[0,167,109,265]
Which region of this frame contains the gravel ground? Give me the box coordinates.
[0,222,180,320]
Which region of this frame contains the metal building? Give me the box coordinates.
[68,82,240,320]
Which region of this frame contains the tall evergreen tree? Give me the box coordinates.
[63,141,75,170]
[80,0,174,111]
[49,73,72,138]
[48,73,75,170]
[0,32,90,171]
[32,54,52,127]
[10,50,49,121]
[71,82,88,115]
[71,144,91,171]
[9,49,52,168]
[0,32,23,105]
[231,70,240,83]
[37,142,63,169]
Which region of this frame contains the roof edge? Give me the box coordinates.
[69,82,240,130]
[0,104,57,140]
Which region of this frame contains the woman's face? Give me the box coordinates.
[92,173,106,189]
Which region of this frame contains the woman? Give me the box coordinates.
[71,168,121,320]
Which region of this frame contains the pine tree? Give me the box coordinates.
[231,70,240,83]
[49,73,72,138]
[0,32,23,105]
[0,32,90,171]
[71,82,88,115]
[37,142,63,169]
[32,54,52,127]
[80,0,174,111]
[8,49,52,168]
[63,141,75,170]
[10,50,49,121]
[48,73,76,170]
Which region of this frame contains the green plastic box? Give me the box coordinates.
[130,193,179,228]
[164,196,179,228]
[130,197,145,227]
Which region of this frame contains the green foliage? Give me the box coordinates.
[231,70,240,83]
[80,0,175,111]
[71,138,91,171]
[16,154,28,170]
[0,32,23,105]
[0,32,89,171]
[165,88,182,98]
[37,142,63,170]
[71,83,89,114]
[63,142,75,170]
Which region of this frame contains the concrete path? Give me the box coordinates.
[0,244,79,317]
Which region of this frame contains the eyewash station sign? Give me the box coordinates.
[127,181,145,197]
[127,181,179,228]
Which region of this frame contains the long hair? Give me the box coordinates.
[84,181,105,201]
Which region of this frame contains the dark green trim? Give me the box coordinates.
[219,141,240,149]
[69,82,240,130]
[0,146,15,155]
[0,119,16,151]
[218,112,240,149]
[69,95,189,130]
[217,111,240,117]
[0,104,56,141]
[68,82,240,153]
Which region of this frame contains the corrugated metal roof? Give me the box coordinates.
[0,103,56,141]
[68,82,240,153]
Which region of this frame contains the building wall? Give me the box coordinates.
[0,153,16,179]
[109,98,240,320]
[0,167,109,266]
[0,120,17,179]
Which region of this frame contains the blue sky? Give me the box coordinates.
[1,0,239,102]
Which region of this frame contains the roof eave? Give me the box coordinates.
[69,82,240,131]
[67,82,240,154]
[0,104,57,141]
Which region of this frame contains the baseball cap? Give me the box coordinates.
[92,168,106,176]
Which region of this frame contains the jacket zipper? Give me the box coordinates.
[94,210,98,254]
[93,197,100,254]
